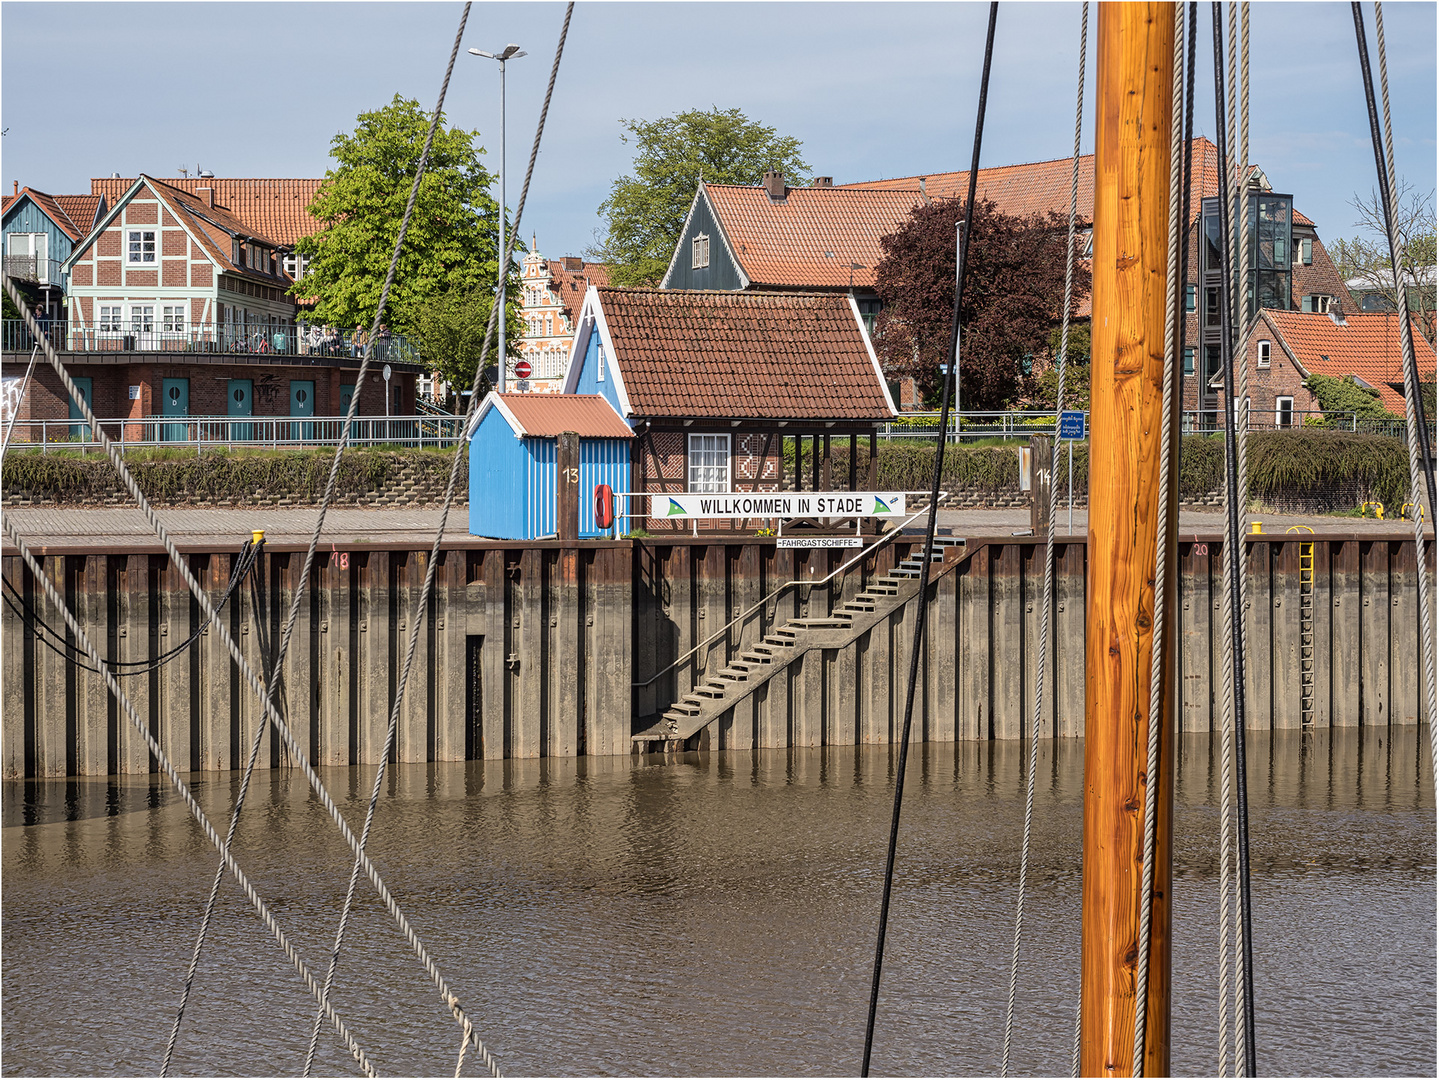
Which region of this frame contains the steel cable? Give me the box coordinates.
[1,515,378,1077]
[1362,1,1439,765]
[861,7,998,1075]
[304,6,573,1077]
[1,343,40,456]
[1131,7,1188,1074]
[1002,4,1086,1074]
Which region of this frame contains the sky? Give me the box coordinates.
[3,1,1435,261]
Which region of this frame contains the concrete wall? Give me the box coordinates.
[1,534,1428,777]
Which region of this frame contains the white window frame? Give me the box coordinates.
[597,341,605,382]
[1257,340,1271,368]
[161,304,186,336]
[126,229,157,264]
[98,304,124,335]
[688,434,730,494]
[692,233,710,270]
[1275,396,1295,428]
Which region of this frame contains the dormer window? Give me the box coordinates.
[692,233,710,270]
[127,230,156,264]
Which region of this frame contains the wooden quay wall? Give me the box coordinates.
[1,534,1430,777]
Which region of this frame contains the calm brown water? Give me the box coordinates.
[3,728,1433,1077]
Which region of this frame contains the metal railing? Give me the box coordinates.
[3,413,465,452]
[631,494,947,690]
[1,319,422,364]
[883,409,1420,441]
[2,255,63,286]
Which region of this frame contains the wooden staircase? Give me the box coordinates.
[632,537,968,752]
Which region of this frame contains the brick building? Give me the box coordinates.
[561,287,895,532]
[513,243,608,394]
[3,174,415,440]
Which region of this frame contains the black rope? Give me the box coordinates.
[4,540,261,675]
[1350,1,1437,516]
[860,4,998,1074]
[1209,5,1258,1075]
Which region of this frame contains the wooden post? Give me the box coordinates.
[1030,435,1053,536]
[1082,4,1177,1077]
[557,431,579,542]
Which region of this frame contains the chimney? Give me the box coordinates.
[1330,305,1347,326]
[811,176,833,188]
[563,256,582,271]
[919,177,926,196]
[762,170,787,201]
[12,181,17,196]
[198,187,214,208]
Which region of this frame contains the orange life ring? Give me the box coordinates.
[594,484,614,529]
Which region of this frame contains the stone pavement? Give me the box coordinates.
[3,502,1422,553]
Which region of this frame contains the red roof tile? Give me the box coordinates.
[1263,308,1434,414]
[495,392,632,438]
[90,176,323,246]
[547,258,609,322]
[4,187,95,242]
[704,184,925,289]
[54,195,103,236]
[597,287,892,420]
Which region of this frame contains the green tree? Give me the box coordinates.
[295,94,520,360]
[403,287,525,403]
[589,107,810,287]
[1329,179,1436,344]
[1302,373,1396,424]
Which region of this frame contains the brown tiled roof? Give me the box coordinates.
[90,176,323,245]
[1,195,15,215]
[54,195,103,236]
[704,184,925,289]
[496,393,632,438]
[1263,309,1434,414]
[5,187,96,242]
[598,287,892,420]
[548,258,609,321]
[837,139,1317,228]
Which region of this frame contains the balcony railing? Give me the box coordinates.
[1,319,422,365]
[2,255,64,286]
[4,413,466,452]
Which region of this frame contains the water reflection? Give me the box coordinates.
[3,727,1433,1076]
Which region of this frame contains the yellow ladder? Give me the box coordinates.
[1298,539,1315,728]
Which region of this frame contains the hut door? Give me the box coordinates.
[68,376,92,440]
[161,377,188,442]
[227,379,253,442]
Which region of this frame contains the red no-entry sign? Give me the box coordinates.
[514,360,532,379]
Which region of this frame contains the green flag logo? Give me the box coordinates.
[873,496,892,514]
[667,498,686,516]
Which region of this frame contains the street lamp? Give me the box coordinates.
[469,43,526,392]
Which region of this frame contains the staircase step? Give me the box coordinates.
[667,700,701,716]
[763,635,797,647]
[786,617,853,629]
[739,651,774,664]
[693,684,728,699]
[717,667,751,682]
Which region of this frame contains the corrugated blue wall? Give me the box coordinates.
[523,436,557,539]
[579,438,632,537]
[571,328,624,414]
[2,198,77,286]
[469,408,528,538]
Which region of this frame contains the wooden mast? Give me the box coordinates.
[1082,3,1179,1076]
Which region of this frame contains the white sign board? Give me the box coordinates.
[649,492,907,519]
[776,537,864,549]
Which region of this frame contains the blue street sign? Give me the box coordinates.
[1058,410,1087,440]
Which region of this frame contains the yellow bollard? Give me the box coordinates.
[1249,521,1262,534]
[252,529,265,545]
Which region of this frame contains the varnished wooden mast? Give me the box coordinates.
[1082,3,1178,1076]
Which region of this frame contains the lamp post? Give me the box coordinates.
[469,42,526,392]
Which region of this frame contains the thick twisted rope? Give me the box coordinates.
[1001,4,1086,1075]
[1370,1,1439,764]
[1131,8,1187,1075]
[304,7,573,1078]
[1,516,376,1077]
[1,272,488,1077]
[165,7,488,1074]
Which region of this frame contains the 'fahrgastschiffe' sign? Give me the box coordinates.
[650,492,907,519]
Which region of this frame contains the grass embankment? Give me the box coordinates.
[3,445,462,504]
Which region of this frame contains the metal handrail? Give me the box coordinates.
[630,493,946,689]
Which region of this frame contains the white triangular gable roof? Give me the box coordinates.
[560,286,636,419]
[62,176,148,271]
[470,392,526,440]
[849,293,899,416]
[657,182,750,291]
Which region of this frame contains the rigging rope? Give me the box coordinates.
[1,515,378,1077]
[1131,5,1188,1073]
[861,6,997,1074]
[1210,6,1258,1074]
[4,540,261,676]
[1357,1,1439,768]
[305,6,573,1077]
[165,8,497,1075]
[1002,3,1086,1074]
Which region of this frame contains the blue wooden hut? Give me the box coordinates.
[468,393,633,539]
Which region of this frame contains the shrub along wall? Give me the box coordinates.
[2,448,468,508]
